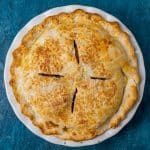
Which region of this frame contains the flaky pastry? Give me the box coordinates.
[10,9,140,141]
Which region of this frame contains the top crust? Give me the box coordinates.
[10,9,140,141]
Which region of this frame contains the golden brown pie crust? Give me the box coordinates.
[10,9,140,141]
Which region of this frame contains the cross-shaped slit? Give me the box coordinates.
[71,88,78,113]
[38,73,64,78]
[74,40,80,64]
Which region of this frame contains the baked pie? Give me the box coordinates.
[10,9,140,141]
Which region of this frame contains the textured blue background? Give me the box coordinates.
[0,0,150,149]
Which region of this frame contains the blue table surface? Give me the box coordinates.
[0,0,150,149]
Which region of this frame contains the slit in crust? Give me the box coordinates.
[38,73,64,78]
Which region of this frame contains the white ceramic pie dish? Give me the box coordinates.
[4,5,145,147]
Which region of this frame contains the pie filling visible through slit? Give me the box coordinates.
[10,9,140,141]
